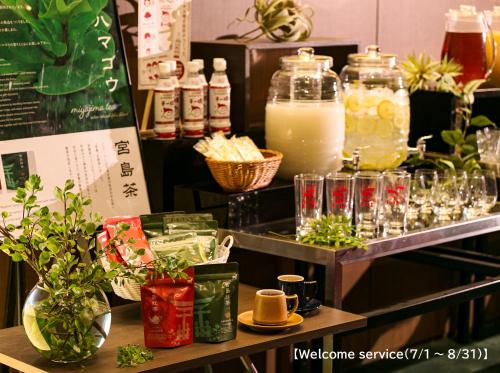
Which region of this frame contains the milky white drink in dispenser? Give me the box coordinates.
[154,62,176,140]
[209,58,231,135]
[167,60,181,135]
[265,48,345,180]
[193,59,209,134]
[340,45,410,170]
[182,61,205,138]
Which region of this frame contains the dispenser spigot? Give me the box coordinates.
[342,146,368,171]
[408,135,433,159]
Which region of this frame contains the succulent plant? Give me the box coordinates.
[235,0,313,42]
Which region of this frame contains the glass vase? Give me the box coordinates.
[22,283,111,363]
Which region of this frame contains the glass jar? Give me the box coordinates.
[265,47,345,180]
[340,45,410,171]
[486,6,500,87]
[23,282,111,363]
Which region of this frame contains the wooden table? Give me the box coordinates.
[0,284,366,373]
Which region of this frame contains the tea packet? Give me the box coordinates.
[165,220,218,235]
[140,212,185,238]
[141,268,194,348]
[166,221,218,262]
[194,263,239,343]
[149,233,209,264]
[104,217,154,266]
[162,213,214,226]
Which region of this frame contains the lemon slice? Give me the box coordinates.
[362,95,379,108]
[345,94,361,112]
[23,304,51,351]
[377,100,395,119]
[356,117,375,136]
[345,114,356,133]
[375,119,394,138]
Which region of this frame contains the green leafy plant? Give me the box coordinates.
[0,175,189,362]
[234,0,313,42]
[299,215,368,250]
[0,175,110,361]
[401,53,496,172]
[117,344,153,368]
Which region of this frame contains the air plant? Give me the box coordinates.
[234,0,314,42]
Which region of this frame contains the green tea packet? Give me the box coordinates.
[166,221,218,261]
[165,220,218,235]
[148,233,208,264]
[194,263,239,343]
[162,213,214,227]
[140,212,185,238]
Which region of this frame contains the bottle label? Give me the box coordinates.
[182,87,204,137]
[209,86,230,119]
[203,84,209,133]
[174,86,181,133]
[154,89,176,139]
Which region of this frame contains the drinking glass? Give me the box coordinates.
[479,169,498,213]
[414,169,437,218]
[445,169,469,220]
[431,173,459,221]
[477,128,500,163]
[294,174,324,236]
[325,172,354,220]
[381,171,411,236]
[467,173,487,218]
[354,171,382,239]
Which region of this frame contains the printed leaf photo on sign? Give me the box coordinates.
[0,0,134,140]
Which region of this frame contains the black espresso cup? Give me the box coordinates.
[278,274,318,309]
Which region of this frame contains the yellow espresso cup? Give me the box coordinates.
[252,289,299,325]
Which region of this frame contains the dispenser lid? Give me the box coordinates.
[486,6,500,30]
[280,47,333,69]
[445,5,486,32]
[347,45,397,68]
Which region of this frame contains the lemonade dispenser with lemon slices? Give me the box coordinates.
[340,45,410,170]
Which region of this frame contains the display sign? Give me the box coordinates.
[0,0,150,223]
[137,0,191,90]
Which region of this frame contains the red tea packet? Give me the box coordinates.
[96,231,125,265]
[105,216,154,266]
[141,268,195,348]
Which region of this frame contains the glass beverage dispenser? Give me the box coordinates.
[265,48,345,180]
[340,45,410,171]
[442,5,495,84]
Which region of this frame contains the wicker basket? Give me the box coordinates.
[102,236,234,302]
[206,149,283,192]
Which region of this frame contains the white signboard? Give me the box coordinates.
[138,0,192,90]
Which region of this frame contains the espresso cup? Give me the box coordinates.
[278,274,318,308]
[252,289,299,326]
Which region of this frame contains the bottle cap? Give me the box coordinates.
[167,60,177,74]
[213,58,227,71]
[158,62,171,78]
[192,59,204,70]
[187,61,199,73]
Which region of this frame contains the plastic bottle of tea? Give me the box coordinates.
[167,60,181,136]
[154,62,176,140]
[192,59,209,134]
[209,58,231,135]
[182,61,205,138]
